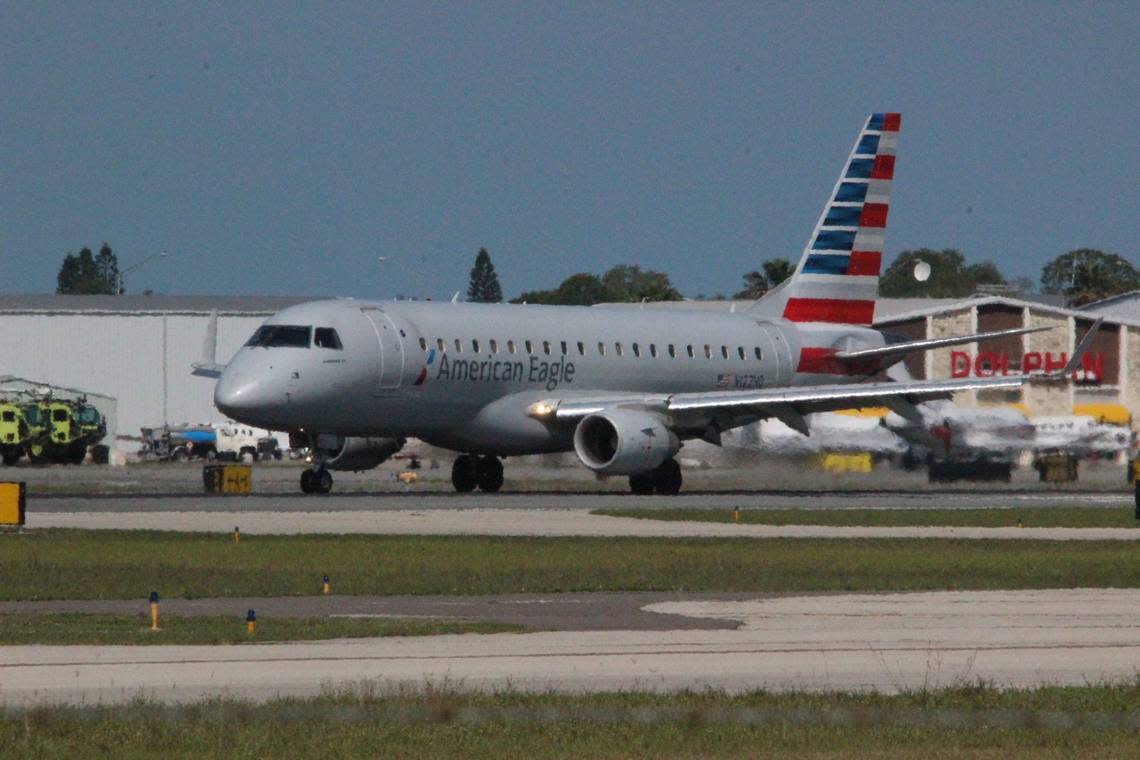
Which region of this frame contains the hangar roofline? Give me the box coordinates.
[1078,290,1140,310]
[873,294,1140,329]
[0,294,320,317]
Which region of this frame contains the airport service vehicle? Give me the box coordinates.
[0,401,30,465]
[886,401,1035,482]
[139,423,283,462]
[214,423,282,462]
[5,397,108,465]
[194,113,1097,494]
[139,425,216,462]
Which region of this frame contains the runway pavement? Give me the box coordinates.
[3,589,1138,706]
[31,489,1133,512]
[26,506,1140,539]
[0,591,755,632]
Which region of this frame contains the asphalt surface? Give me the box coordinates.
[29,489,1134,512]
[27,506,1140,539]
[0,592,754,632]
[4,589,1139,705]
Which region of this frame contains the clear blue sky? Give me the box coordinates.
[3,2,1136,300]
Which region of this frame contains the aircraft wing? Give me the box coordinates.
[535,375,1023,438]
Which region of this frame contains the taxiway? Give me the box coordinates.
[3,588,1138,706]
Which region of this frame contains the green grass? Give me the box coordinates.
[3,529,1140,601]
[0,614,522,645]
[595,506,1140,528]
[4,683,1139,759]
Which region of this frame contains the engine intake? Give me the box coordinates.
[573,410,679,475]
[321,436,405,471]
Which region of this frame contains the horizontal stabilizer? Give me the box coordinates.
[191,363,224,379]
[835,325,1052,363]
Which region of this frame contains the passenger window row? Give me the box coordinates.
[418,336,762,361]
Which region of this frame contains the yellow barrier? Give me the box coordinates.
[203,465,252,495]
[0,481,25,527]
[1072,403,1132,427]
[810,453,872,474]
[397,470,418,484]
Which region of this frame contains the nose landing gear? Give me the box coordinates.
[300,466,333,494]
[451,454,504,493]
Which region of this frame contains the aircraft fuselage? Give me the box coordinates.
[215,298,884,454]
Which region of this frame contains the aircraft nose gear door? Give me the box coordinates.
[361,307,406,390]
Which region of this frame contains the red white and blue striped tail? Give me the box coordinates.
[765,112,899,326]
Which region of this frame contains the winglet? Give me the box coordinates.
[1060,317,1103,376]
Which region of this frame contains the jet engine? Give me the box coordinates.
[573,410,679,475]
[321,436,406,472]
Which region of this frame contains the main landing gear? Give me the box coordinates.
[629,458,682,496]
[300,467,333,494]
[451,454,504,493]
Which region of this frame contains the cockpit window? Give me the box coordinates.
[246,325,312,348]
[314,328,342,350]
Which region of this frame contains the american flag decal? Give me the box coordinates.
[716,374,732,388]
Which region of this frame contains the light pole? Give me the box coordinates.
[117,250,168,295]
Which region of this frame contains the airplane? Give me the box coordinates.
[725,412,906,457]
[1032,415,1134,458]
[885,400,1035,481]
[194,112,1099,495]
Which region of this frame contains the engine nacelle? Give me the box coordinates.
[573,410,679,475]
[322,436,405,472]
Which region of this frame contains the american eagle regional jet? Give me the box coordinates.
[196,113,1096,494]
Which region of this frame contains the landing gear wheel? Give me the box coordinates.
[300,469,315,493]
[475,456,504,492]
[652,458,683,495]
[629,471,655,495]
[315,469,333,494]
[451,455,477,492]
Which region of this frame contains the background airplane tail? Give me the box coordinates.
[752,112,899,326]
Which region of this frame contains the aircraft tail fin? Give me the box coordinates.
[752,112,899,326]
[191,309,224,378]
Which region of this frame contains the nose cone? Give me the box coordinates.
[215,368,269,422]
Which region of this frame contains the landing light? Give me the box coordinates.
[527,401,556,420]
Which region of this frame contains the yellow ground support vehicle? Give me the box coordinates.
[0,401,30,466]
[22,398,106,465]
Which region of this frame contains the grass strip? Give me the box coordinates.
[596,506,1140,528]
[3,683,1139,759]
[3,529,1140,600]
[0,614,521,646]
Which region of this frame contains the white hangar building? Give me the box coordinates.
[0,295,308,451]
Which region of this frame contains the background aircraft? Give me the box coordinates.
[196,113,1092,494]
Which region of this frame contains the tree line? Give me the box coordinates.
[55,243,1137,308]
[466,247,1139,308]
